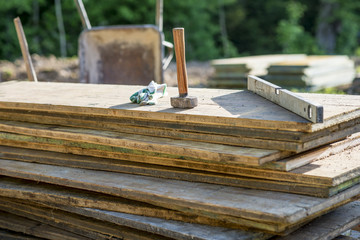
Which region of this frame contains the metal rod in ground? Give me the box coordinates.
[13,17,38,82]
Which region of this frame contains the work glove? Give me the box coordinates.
[130,81,167,105]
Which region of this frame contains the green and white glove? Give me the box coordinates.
[130,81,167,105]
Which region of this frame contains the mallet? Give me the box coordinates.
[171,28,198,109]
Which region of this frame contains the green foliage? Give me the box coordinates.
[1,0,360,61]
[332,1,360,55]
[276,1,320,54]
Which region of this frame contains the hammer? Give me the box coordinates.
[171,28,198,109]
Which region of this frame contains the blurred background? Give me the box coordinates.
[1,0,360,93]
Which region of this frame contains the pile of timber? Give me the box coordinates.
[209,55,356,91]
[0,81,359,239]
[208,54,305,88]
[266,55,356,90]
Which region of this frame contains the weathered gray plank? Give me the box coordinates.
[0,120,286,166]
[0,176,244,229]
[333,236,358,240]
[0,229,46,240]
[0,109,359,152]
[1,144,360,197]
[0,159,359,233]
[0,210,90,240]
[0,198,167,240]
[277,201,360,240]
[1,134,360,188]
[264,133,360,171]
[42,202,272,240]
[0,197,270,240]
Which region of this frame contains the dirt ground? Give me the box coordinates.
[0,55,359,94]
[0,55,212,88]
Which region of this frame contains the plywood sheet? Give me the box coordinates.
[1,144,360,197]
[0,120,286,166]
[264,133,360,171]
[277,201,360,240]
[0,133,359,188]
[0,107,359,152]
[0,81,359,132]
[0,229,46,240]
[0,176,246,229]
[2,110,358,152]
[47,202,271,240]
[0,210,89,240]
[0,198,167,240]
[0,159,359,233]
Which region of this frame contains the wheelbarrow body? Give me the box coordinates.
[79,25,164,85]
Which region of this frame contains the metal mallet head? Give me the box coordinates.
[171,28,198,109]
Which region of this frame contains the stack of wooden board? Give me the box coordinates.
[208,54,305,88]
[266,55,356,90]
[0,81,359,239]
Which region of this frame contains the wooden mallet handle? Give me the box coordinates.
[173,28,188,97]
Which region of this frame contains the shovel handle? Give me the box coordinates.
[14,17,38,82]
[74,0,91,30]
[173,28,188,97]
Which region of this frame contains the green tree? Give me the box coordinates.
[276,1,320,54]
[2,0,360,61]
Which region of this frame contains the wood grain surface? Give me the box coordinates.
[277,201,360,240]
[1,143,359,197]
[0,81,359,132]
[0,159,359,233]
[0,196,269,240]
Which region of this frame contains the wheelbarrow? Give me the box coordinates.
[74,0,173,85]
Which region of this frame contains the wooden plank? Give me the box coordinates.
[0,106,357,144]
[211,54,306,76]
[1,133,359,187]
[0,210,90,240]
[0,114,317,152]
[291,145,360,187]
[0,120,286,166]
[265,68,355,82]
[0,108,308,142]
[0,197,168,240]
[276,201,360,240]
[0,115,358,154]
[0,209,119,240]
[0,81,359,132]
[248,75,323,123]
[268,55,352,69]
[39,201,272,240]
[1,144,360,197]
[0,159,359,233]
[0,229,46,240]
[265,69,355,90]
[267,61,354,75]
[333,236,358,240]
[264,133,360,171]
[0,132,291,171]
[0,176,246,229]
[0,110,359,153]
